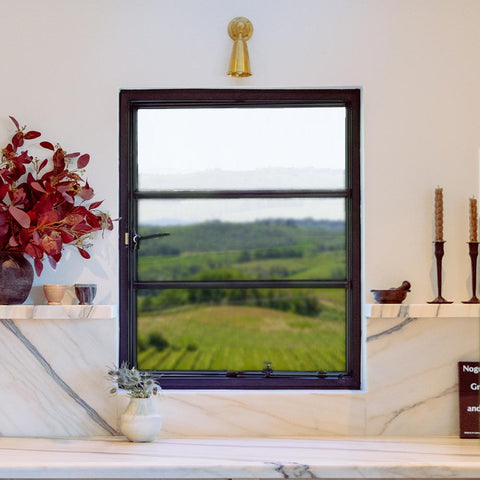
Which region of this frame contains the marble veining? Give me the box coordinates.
[0,319,117,435]
[366,316,417,341]
[1,437,480,478]
[366,315,479,436]
[375,384,457,435]
[267,461,314,479]
[0,309,118,437]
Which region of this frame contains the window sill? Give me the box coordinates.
[366,302,480,318]
[1,436,479,478]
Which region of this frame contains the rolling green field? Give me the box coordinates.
[138,301,345,372]
[136,219,346,373]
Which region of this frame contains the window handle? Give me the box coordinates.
[132,231,170,247]
[263,361,273,377]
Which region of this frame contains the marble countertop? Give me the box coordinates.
[1,436,480,478]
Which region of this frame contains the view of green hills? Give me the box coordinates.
[136,219,347,373]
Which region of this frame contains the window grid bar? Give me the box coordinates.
[142,375,355,390]
[134,280,348,289]
[134,190,349,199]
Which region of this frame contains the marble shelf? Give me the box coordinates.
[366,302,480,318]
[1,436,480,478]
[0,304,116,319]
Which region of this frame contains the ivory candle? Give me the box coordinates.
[470,197,478,242]
[435,187,443,242]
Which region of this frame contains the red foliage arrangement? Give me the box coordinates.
[0,116,113,276]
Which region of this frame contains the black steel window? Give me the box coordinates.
[119,89,361,389]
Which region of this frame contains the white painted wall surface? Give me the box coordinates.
[1,0,480,304]
[0,0,479,438]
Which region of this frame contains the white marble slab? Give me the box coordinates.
[139,390,366,438]
[0,309,118,437]
[366,316,479,435]
[1,436,480,478]
[1,304,478,438]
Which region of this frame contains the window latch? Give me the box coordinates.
[263,361,273,377]
[132,231,170,247]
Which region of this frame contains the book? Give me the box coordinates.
[458,361,480,438]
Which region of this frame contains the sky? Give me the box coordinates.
[137,106,346,224]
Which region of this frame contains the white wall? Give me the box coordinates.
[1,0,480,304]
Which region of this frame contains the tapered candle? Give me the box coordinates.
[435,187,443,242]
[470,197,478,242]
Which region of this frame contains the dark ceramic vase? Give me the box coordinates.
[0,252,34,304]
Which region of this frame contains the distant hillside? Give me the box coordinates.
[138,167,345,191]
[137,219,345,256]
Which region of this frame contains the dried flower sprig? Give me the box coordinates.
[107,362,161,398]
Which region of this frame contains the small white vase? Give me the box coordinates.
[120,397,161,442]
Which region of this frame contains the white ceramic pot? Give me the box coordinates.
[120,397,161,442]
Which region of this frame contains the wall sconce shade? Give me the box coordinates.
[227,17,253,77]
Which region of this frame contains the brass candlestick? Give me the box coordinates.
[428,241,452,304]
[463,242,479,303]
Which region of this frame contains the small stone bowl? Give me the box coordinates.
[74,283,97,305]
[370,281,411,304]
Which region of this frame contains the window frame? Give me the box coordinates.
[119,88,361,390]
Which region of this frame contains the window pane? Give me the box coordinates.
[137,198,346,281]
[137,107,346,191]
[137,288,346,372]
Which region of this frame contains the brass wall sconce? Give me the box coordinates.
[227,17,253,77]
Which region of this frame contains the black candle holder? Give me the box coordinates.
[428,241,452,304]
[462,242,479,304]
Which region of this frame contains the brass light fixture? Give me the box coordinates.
[227,17,253,77]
